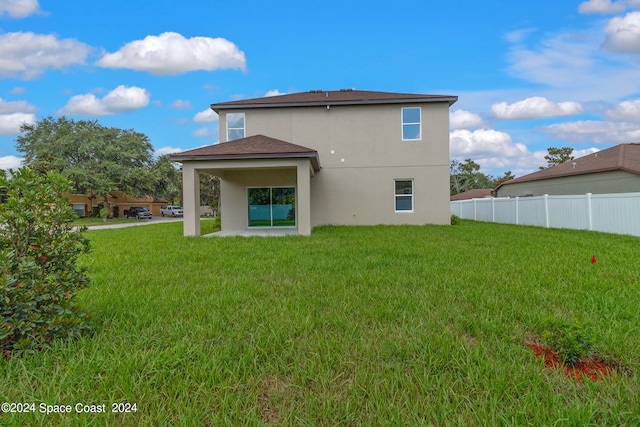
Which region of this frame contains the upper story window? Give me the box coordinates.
[402,107,421,141]
[227,112,245,141]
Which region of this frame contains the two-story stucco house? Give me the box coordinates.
[171,89,458,236]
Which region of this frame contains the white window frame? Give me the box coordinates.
[226,112,245,141]
[401,107,421,141]
[394,179,414,212]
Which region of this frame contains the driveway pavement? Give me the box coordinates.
[84,216,183,230]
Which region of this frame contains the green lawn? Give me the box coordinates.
[1,220,639,425]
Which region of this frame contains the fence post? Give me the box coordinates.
[544,194,550,228]
[586,193,593,231]
[515,197,519,225]
[473,198,477,220]
[490,198,493,222]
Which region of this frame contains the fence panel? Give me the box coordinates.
[474,198,494,222]
[493,197,516,224]
[517,196,547,227]
[591,193,640,236]
[451,192,640,238]
[547,195,589,230]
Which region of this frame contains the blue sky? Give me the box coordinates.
[1,0,640,178]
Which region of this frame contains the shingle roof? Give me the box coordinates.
[450,188,493,201]
[496,143,640,190]
[211,89,457,111]
[170,134,321,171]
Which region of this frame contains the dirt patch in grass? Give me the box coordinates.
[527,343,631,381]
[257,374,291,425]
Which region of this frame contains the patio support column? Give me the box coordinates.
[296,161,312,236]
[182,164,200,236]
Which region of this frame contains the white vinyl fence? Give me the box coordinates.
[450,192,640,237]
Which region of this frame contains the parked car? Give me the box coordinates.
[160,205,184,217]
[124,207,152,220]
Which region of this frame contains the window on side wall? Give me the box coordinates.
[402,107,421,141]
[394,179,414,212]
[227,112,245,141]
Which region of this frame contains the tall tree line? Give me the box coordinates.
[450,147,575,196]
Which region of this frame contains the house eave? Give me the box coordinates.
[495,166,640,191]
[171,152,321,172]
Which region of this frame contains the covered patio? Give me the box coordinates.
[170,135,321,236]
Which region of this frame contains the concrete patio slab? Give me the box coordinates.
[204,229,299,237]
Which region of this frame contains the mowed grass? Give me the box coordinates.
[1,220,639,425]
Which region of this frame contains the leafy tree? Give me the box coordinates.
[450,159,494,195]
[200,174,220,217]
[16,116,157,211]
[151,154,182,204]
[494,170,515,187]
[0,168,91,356]
[450,160,517,195]
[540,147,574,170]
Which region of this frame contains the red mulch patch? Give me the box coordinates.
[527,343,615,381]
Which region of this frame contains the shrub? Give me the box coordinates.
[450,214,461,225]
[99,207,110,223]
[211,214,221,233]
[0,168,92,357]
[542,319,593,368]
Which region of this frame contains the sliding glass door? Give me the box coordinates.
[248,187,296,228]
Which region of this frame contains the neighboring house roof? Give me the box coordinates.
[211,89,458,111]
[495,143,640,191]
[450,188,493,201]
[170,134,321,171]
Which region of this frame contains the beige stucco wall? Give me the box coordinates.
[218,102,451,228]
[497,170,640,197]
[181,158,313,236]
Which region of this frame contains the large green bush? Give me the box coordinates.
[0,168,92,357]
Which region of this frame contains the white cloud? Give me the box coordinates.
[265,89,286,97]
[579,0,626,14]
[0,97,36,114]
[505,27,640,100]
[193,127,216,138]
[504,28,537,44]
[450,109,484,130]
[0,155,23,170]
[8,87,26,95]
[603,11,640,53]
[542,120,640,144]
[0,112,36,134]
[605,99,640,120]
[506,33,596,88]
[450,129,536,170]
[96,32,246,75]
[0,0,39,18]
[0,32,90,79]
[59,85,150,116]
[193,108,218,124]
[491,96,583,120]
[155,146,183,157]
[171,100,192,110]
